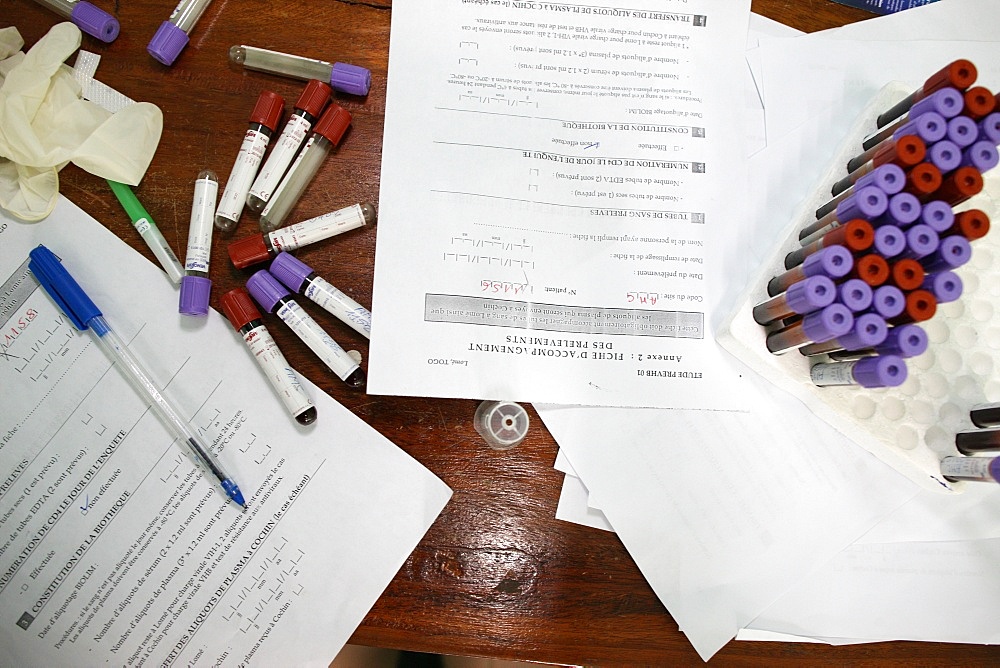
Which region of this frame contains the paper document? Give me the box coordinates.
[0,198,452,666]
[371,0,752,408]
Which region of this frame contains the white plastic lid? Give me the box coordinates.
[474,401,529,450]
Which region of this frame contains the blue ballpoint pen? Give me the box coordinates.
[28,245,247,510]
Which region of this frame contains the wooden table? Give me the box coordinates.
[3,0,997,665]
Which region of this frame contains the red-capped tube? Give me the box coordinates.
[877,59,977,128]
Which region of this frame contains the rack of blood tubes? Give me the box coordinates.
[719,60,1000,492]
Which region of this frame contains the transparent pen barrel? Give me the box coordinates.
[232,45,333,82]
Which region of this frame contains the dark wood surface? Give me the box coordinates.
[3,0,997,665]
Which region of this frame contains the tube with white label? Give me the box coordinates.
[269,252,371,338]
[179,170,218,316]
[940,456,1000,483]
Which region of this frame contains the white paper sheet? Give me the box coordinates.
[555,472,613,532]
[370,0,753,409]
[0,198,452,666]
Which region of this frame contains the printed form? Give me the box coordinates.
[371,0,752,408]
[0,198,452,666]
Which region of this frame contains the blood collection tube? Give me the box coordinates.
[269,252,372,338]
[148,0,215,66]
[946,115,979,149]
[887,289,937,326]
[220,288,317,425]
[836,278,874,313]
[828,323,928,361]
[922,270,962,304]
[752,275,835,326]
[961,86,997,120]
[961,141,999,173]
[868,285,905,320]
[830,135,925,197]
[900,224,940,260]
[850,254,889,287]
[810,354,906,388]
[765,304,853,354]
[917,200,954,233]
[800,187,888,245]
[933,166,983,206]
[876,59,977,128]
[215,91,285,233]
[784,219,872,270]
[31,0,119,42]
[861,87,963,151]
[902,162,941,199]
[921,235,972,273]
[946,209,989,241]
[925,139,962,174]
[939,456,1000,483]
[229,44,371,96]
[873,225,905,259]
[889,258,925,292]
[970,402,1000,429]
[246,271,365,388]
[108,180,185,284]
[815,164,903,220]
[259,104,352,233]
[978,112,1000,145]
[767,245,852,297]
[179,170,218,316]
[877,192,922,227]
[799,312,887,357]
[956,428,1000,455]
[247,80,332,214]
[228,202,376,269]
[847,112,946,173]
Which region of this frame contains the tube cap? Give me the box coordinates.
[953,209,990,241]
[246,270,291,313]
[923,270,963,304]
[874,225,905,258]
[865,163,906,194]
[962,141,999,172]
[927,140,961,172]
[853,254,890,286]
[879,324,928,358]
[891,258,926,292]
[882,192,922,226]
[895,289,937,325]
[72,1,120,42]
[837,278,873,312]
[905,163,941,198]
[911,86,963,119]
[147,21,189,66]
[330,62,372,96]
[928,59,977,94]
[978,112,1000,145]
[220,288,262,330]
[839,313,888,351]
[946,115,979,147]
[785,275,836,315]
[269,252,313,292]
[314,103,352,144]
[841,219,875,253]
[802,304,853,344]
[802,244,853,280]
[919,200,955,232]
[902,111,947,144]
[474,401,529,450]
[922,235,972,272]
[963,86,997,120]
[250,91,285,131]
[852,355,907,388]
[228,235,271,269]
[296,79,332,118]
[179,275,211,316]
[837,186,888,221]
[903,224,940,259]
[871,285,906,319]
[937,166,983,205]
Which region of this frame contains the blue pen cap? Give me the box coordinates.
[246,270,291,313]
[27,245,101,331]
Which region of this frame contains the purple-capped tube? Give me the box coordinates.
[799,312,887,356]
[837,278,874,312]
[921,235,972,272]
[246,270,365,388]
[956,427,1000,455]
[900,224,940,260]
[767,245,853,297]
[800,186,888,245]
[828,323,928,361]
[811,354,907,388]
[874,225,906,258]
[919,200,955,233]
[753,275,836,326]
[877,192,922,227]
[961,140,999,173]
[869,285,906,320]
[179,170,219,316]
[765,304,853,354]
[923,270,963,304]
[946,115,980,148]
[861,88,964,151]
[927,139,962,173]
[848,112,947,174]
[32,0,119,42]
[269,252,372,337]
[814,164,904,220]
[940,456,1000,483]
[229,45,371,97]
[978,112,1000,145]
[148,0,214,66]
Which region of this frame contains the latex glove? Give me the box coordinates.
[0,23,162,221]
